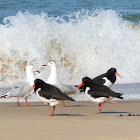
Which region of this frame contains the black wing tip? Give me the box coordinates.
[0,93,8,98]
[117,93,124,99]
[118,93,124,99]
[71,98,75,101]
[119,97,123,99]
[68,97,75,101]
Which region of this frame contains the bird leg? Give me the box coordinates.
[62,101,66,107]
[51,106,56,116]
[46,105,55,117]
[17,98,21,107]
[98,103,101,111]
[25,97,31,107]
[47,105,51,117]
[109,100,118,104]
[96,101,106,114]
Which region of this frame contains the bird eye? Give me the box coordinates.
[83,79,85,81]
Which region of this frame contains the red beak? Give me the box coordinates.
[115,72,123,79]
[43,64,48,66]
[29,84,35,92]
[75,82,84,90]
[36,70,40,73]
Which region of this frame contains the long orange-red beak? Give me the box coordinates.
[43,64,48,66]
[29,84,35,92]
[115,72,123,79]
[75,82,84,90]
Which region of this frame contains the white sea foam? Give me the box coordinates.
[0,9,140,87]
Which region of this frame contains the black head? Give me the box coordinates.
[34,79,46,91]
[82,77,93,87]
[107,68,117,74]
[107,68,123,78]
[34,79,45,84]
[76,77,93,91]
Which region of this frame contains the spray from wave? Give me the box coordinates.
[0,9,140,87]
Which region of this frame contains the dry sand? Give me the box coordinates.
[0,101,140,140]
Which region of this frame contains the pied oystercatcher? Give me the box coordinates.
[29,79,75,116]
[76,77,123,114]
[79,68,123,104]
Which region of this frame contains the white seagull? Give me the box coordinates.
[43,62,77,106]
[0,65,35,107]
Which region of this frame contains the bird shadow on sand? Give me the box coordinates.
[62,105,85,107]
[31,104,48,107]
[6,104,46,107]
[100,111,130,114]
[55,114,85,117]
[6,105,31,108]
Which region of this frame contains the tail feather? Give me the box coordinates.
[61,95,75,101]
[116,93,124,99]
[119,97,123,99]
[68,97,75,101]
[0,92,10,98]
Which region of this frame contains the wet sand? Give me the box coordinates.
[0,101,140,140]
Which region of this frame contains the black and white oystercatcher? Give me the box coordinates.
[29,79,75,116]
[76,77,123,114]
[79,68,123,104]
[43,62,77,107]
[93,68,123,87]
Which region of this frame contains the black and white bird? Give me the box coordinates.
[79,68,123,104]
[43,62,77,107]
[76,77,123,114]
[93,68,122,87]
[29,79,75,116]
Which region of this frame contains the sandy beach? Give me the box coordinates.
[0,101,140,140]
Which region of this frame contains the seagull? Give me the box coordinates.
[43,62,77,106]
[0,65,35,107]
[79,68,123,104]
[76,77,123,114]
[29,79,75,116]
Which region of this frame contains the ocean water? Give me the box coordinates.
[0,0,140,101]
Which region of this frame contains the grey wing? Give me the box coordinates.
[8,82,30,97]
[55,83,76,95]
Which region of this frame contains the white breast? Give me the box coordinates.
[102,77,113,88]
[47,62,76,95]
[36,88,60,106]
[85,87,109,103]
